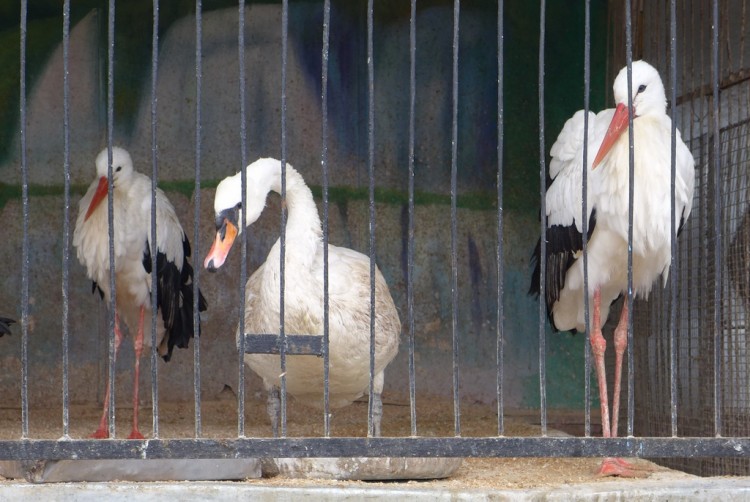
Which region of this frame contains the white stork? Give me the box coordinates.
[203,158,401,436]
[530,61,695,476]
[73,146,207,439]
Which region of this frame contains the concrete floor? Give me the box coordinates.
[1,476,750,501]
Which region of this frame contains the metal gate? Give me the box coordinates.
[2,0,749,469]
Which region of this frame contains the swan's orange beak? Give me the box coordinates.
[592,103,630,169]
[84,177,109,222]
[204,219,238,271]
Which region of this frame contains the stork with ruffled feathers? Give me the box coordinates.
[74,146,207,439]
[530,61,695,476]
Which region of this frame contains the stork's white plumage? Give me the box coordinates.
[204,158,401,436]
[530,61,695,476]
[73,147,207,439]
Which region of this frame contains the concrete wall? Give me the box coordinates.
[0,2,607,412]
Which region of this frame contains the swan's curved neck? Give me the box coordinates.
[252,160,321,266]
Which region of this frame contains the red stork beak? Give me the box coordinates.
[84,177,109,222]
[592,103,631,169]
[204,219,238,271]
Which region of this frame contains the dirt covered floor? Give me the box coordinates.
[0,397,690,489]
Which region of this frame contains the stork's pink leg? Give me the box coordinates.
[596,300,652,478]
[610,300,629,439]
[128,306,146,439]
[91,312,124,439]
[590,288,611,439]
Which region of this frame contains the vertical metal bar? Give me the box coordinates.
[624,0,635,438]
[668,0,678,438]
[537,0,547,437]
[19,0,29,440]
[61,0,72,440]
[581,0,591,439]
[711,0,723,438]
[366,0,377,438]
[106,0,117,440]
[408,0,418,437]
[495,0,504,437]
[194,0,204,439]
[279,0,289,438]
[149,0,161,441]
[237,0,248,438]
[450,0,461,438]
[321,0,331,438]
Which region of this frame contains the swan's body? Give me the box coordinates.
[205,158,400,435]
[73,146,206,438]
[530,61,695,476]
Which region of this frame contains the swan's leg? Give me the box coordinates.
[370,371,385,437]
[267,386,281,437]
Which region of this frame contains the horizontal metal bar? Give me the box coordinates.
[0,437,748,461]
[244,334,323,356]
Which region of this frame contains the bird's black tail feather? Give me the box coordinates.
[143,236,208,362]
[0,317,15,337]
[528,209,597,333]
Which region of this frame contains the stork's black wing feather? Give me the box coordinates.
[142,235,208,362]
[529,209,596,330]
[91,281,104,299]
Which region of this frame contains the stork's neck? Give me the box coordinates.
[262,162,322,267]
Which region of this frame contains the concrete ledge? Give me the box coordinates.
[0,477,750,501]
[0,459,261,483]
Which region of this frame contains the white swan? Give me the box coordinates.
[204,158,401,436]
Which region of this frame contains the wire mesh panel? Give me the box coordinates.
[610,0,750,476]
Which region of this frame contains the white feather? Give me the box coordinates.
[213,158,401,410]
[546,61,695,332]
[73,146,187,352]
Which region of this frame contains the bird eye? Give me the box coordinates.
[115,166,122,172]
[637,84,647,94]
[236,202,242,209]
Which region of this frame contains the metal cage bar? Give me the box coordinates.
[193,0,204,440]
[408,0,418,438]
[537,0,548,437]
[149,0,161,440]
[0,437,747,460]
[711,0,723,438]
[366,0,377,438]
[624,0,636,439]
[236,0,248,438]
[668,0,679,438]
[278,0,290,439]
[496,0,505,438]
[450,0,462,438]
[19,0,30,441]
[581,0,592,439]
[320,0,332,439]
[105,0,118,440]
[61,0,72,441]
